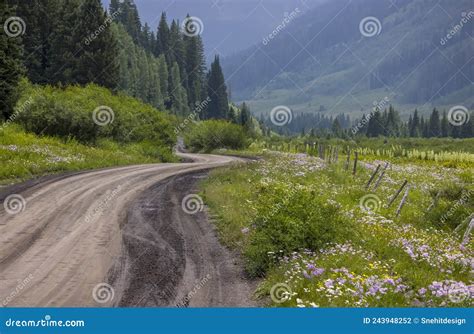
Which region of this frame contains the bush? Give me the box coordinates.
[14,81,177,153]
[244,184,352,277]
[184,120,248,152]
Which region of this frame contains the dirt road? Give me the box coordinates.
[0,153,256,307]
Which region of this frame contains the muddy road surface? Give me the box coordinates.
[0,153,257,307]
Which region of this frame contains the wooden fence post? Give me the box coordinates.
[365,164,381,190]
[352,151,358,175]
[462,217,474,246]
[345,149,351,171]
[387,180,408,208]
[373,162,389,190]
[396,185,410,216]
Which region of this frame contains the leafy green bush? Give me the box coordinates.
[14,81,176,154]
[244,184,351,277]
[184,120,248,152]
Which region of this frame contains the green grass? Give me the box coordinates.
[0,125,175,184]
[200,151,473,307]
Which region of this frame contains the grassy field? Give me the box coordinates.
[0,82,179,185]
[0,125,175,185]
[201,149,473,307]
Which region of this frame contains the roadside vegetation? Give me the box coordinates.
[183,120,249,152]
[0,125,167,184]
[201,148,473,307]
[0,81,177,184]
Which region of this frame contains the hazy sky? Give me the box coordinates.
[102,0,324,58]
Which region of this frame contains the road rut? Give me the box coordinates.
[0,153,254,307]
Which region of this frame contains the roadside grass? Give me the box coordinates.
[200,151,473,307]
[0,125,174,184]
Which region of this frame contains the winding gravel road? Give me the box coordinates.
[0,153,256,307]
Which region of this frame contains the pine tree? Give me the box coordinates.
[205,56,229,119]
[156,12,170,61]
[72,0,119,89]
[410,109,420,137]
[169,62,189,116]
[157,54,169,107]
[119,0,141,44]
[240,102,252,131]
[366,110,382,137]
[109,0,120,14]
[428,108,440,137]
[332,118,342,137]
[14,0,56,84]
[46,0,80,85]
[440,111,449,137]
[0,1,24,119]
[141,23,153,52]
[385,105,399,137]
[169,19,187,96]
[185,33,206,106]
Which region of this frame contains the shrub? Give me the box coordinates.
[14,81,177,153]
[244,184,352,277]
[184,120,248,152]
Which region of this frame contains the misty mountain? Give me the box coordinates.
[101,0,323,58]
[222,0,474,117]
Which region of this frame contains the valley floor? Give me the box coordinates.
[200,151,473,307]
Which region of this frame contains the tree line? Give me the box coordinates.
[277,106,473,139]
[1,0,231,121]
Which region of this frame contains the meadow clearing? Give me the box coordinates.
[201,145,473,307]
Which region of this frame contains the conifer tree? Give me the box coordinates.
[185,33,206,106]
[72,0,119,89]
[14,0,56,84]
[428,108,440,137]
[410,109,420,137]
[0,1,24,119]
[169,19,187,95]
[440,111,449,137]
[366,110,382,137]
[156,12,170,61]
[47,0,79,84]
[157,54,169,106]
[109,0,120,14]
[205,56,229,119]
[169,62,189,116]
[240,102,251,128]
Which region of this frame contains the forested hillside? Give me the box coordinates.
[2,0,232,121]
[223,0,474,116]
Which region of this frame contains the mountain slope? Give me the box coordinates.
[223,0,474,116]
